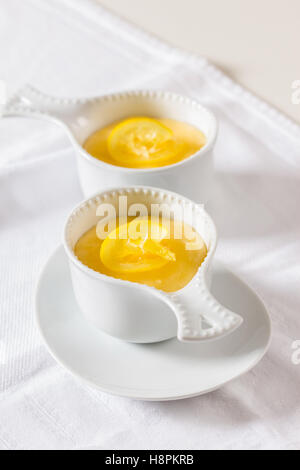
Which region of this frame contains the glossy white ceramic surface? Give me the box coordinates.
[35,246,271,401]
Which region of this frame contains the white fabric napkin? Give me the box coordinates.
[0,0,300,450]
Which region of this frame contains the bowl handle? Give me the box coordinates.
[2,85,51,118]
[167,271,243,342]
[1,85,74,125]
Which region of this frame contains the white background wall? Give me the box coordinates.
[98,0,300,124]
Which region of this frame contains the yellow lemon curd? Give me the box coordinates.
[74,217,208,293]
[83,117,206,169]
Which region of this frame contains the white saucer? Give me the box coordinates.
[36,247,271,401]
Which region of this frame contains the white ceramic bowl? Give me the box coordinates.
[5,87,218,203]
[63,186,242,344]
[74,91,218,202]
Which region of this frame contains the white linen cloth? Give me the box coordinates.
[0,0,300,450]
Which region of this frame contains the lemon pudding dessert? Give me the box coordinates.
[75,217,208,293]
[83,117,206,169]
